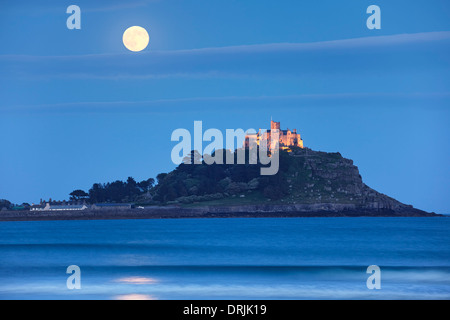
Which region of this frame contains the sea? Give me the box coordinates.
[0,217,449,300]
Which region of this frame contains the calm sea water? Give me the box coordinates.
[0,217,449,300]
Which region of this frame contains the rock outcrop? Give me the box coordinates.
[283,148,417,212]
[146,147,436,217]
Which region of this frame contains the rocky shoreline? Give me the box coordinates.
[0,203,441,222]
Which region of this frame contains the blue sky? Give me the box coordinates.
[0,0,449,213]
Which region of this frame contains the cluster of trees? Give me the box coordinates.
[0,199,12,210]
[68,148,299,205]
[0,199,31,210]
[68,177,156,204]
[86,177,155,203]
[152,148,294,202]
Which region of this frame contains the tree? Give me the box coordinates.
[125,177,141,200]
[156,173,168,185]
[126,177,137,188]
[89,183,105,203]
[138,178,155,192]
[0,199,12,210]
[69,189,89,201]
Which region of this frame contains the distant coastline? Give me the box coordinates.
[0,204,441,222]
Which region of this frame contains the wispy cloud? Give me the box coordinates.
[3,0,158,14]
[83,0,159,13]
[1,31,449,80]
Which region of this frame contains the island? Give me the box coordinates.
[0,137,439,221]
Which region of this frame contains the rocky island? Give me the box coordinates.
[0,146,439,221]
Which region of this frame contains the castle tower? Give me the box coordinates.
[270,120,280,130]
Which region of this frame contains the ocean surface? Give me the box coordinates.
[0,217,449,300]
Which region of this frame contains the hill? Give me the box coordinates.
[2,147,437,221]
[141,147,436,217]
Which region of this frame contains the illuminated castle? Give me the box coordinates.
[244,119,304,150]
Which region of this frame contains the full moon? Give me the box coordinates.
[123,26,149,52]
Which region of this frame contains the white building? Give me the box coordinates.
[30,203,88,211]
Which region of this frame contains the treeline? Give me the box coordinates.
[0,199,31,210]
[78,177,156,204]
[152,148,295,203]
[68,148,296,205]
[0,199,12,210]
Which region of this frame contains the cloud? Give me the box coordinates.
[1,0,158,14]
[83,0,159,13]
[1,31,450,80]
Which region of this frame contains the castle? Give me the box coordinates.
[244,119,304,150]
